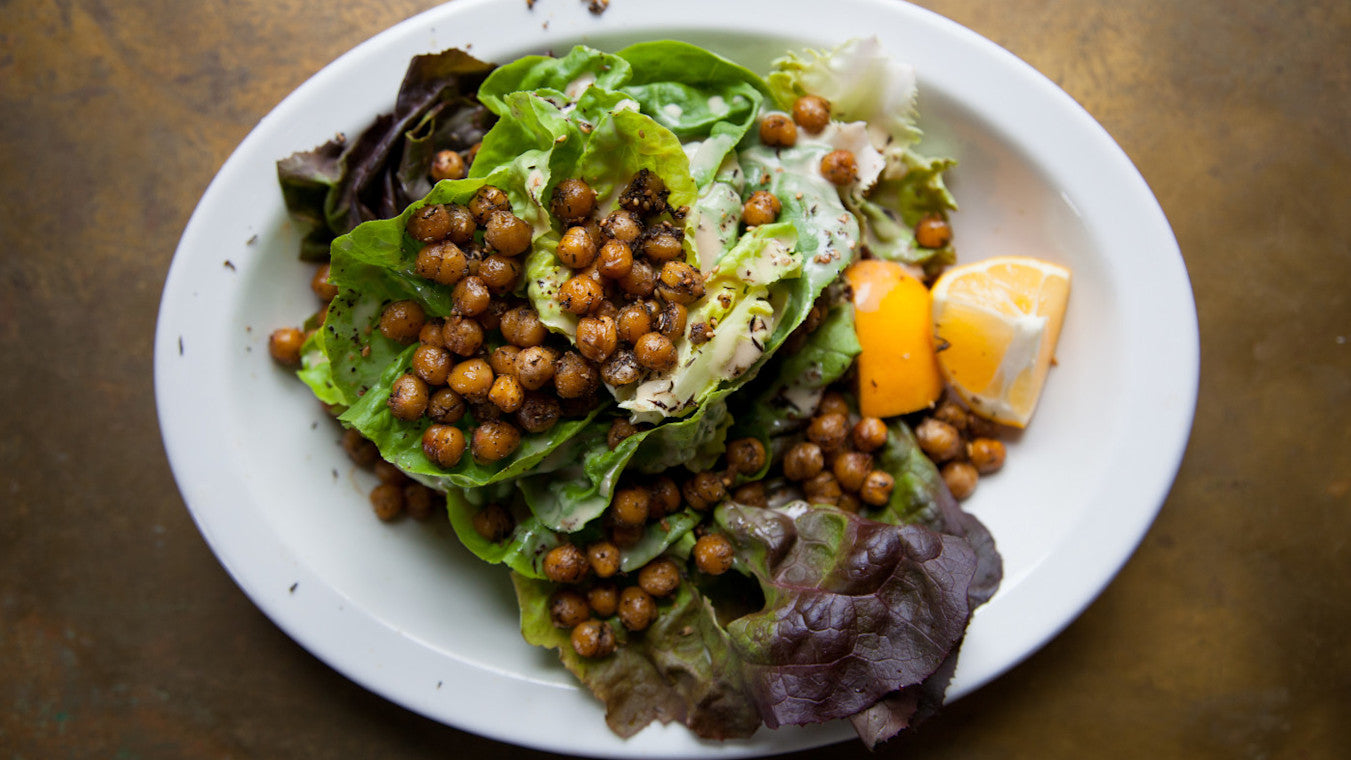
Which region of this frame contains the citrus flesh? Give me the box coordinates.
[930,256,1071,427]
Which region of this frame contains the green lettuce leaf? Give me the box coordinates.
[846,150,958,273]
[295,328,344,408]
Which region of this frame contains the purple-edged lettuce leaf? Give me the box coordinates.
[276,48,496,260]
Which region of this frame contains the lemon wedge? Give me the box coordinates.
[930,256,1071,427]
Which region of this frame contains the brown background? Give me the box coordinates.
[2,0,1348,757]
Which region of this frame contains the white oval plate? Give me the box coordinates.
[154,0,1198,756]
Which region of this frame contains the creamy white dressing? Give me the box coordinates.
[798,120,886,191]
[706,94,728,116]
[662,103,684,120]
[563,71,596,99]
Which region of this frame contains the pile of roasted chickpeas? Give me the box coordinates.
[913,393,1007,501]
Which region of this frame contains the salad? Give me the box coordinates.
[265,37,1069,747]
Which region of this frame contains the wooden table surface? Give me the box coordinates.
[3,1,1347,757]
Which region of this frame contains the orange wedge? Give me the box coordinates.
[846,259,944,418]
[930,256,1071,427]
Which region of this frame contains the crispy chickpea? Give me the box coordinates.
[783,442,825,481]
[543,543,590,584]
[412,344,452,386]
[311,262,338,302]
[597,239,633,280]
[641,223,684,262]
[682,471,726,511]
[657,260,705,305]
[615,302,652,345]
[549,589,591,628]
[488,374,525,414]
[470,401,503,423]
[427,388,467,424]
[618,586,657,632]
[418,320,445,348]
[837,492,862,513]
[514,346,557,391]
[375,459,405,483]
[557,225,598,269]
[403,482,436,521]
[472,503,515,542]
[478,254,522,294]
[268,327,304,365]
[852,417,889,453]
[415,241,469,287]
[576,315,619,364]
[759,112,798,147]
[617,258,657,298]
[637,557,681,598]
[496,307,545,349]
[792,94,831,133]
[968,438,1006,474]
[915,213,953,249]
[633,332,677,372]
[468,185,510,225]
[444,203,477,245]
[932,399,970,433]
[558,274,604,315]
[860,470,896,506]
[488,345,521,377]
[942,460,979,500]
[472,419,521,462]
[387,373,429,420]
[803,471,843,506]
[484,210,532,256]
[725,437,767,476]
[611,486,650,527]
[370,482,404,521]
[550,178,597,224]
[820,149,859,186]
[833,451,873,492]
[600,349,643,387]
[693,534,735,575]
[609,522,645,548]
[378,300,426,344]
[515,394,561,433]
[451,276,491,317]
[733,481,768,507]
[742,190,782,226]
[916,418,964,462]
[654,301,687,340]
[587,582,619,617]
[479,298,510,332]
[430,149,466,181]
[421,424,466,468]
[554,351,599,399]
[587,541,622,579]
[649,476,681,519]
[817,390,850,418]
[571,619,615,659]
[600,209,643,242]
[807,412,850,453]
[447,358,494,401]
[618,169,669,217]
[607,417,638,450]
[406,203,451,243]
[342,428,379,467]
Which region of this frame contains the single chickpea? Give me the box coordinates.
[587,541,621,578]
[543,543,590,584]
[311,263,338,302]
[587,582,619,617]
[733,481,768,507]
[607,417,639,450]
[600,209,643,242]
[649,476,682,519]
[693,534,735,575]
[451,276,491,318]
[656,260,705,305]
[611,486,650,527]
[618,586,657,632]
[617,258,658,298]
[570,619,616,658]
[370,482,404,521]
[742,190,782,226]
[515,394,561,434]
[484,210,532,257]
[915,213,953,249]
[429,149,466,181]
[478,254,522,294]
[597,239,634,280]
[472,503,515,542]
[637,557,681,597]
[387,373,429,420]
[406,203,451,243]
[600,349,643,387]
[488,374,525,414]
[557,225,599,269]
[859,470,896,506]
[446,358,494,402]
[832,451,873,492]
[341,428,378,466]
[549,589,591,628]
[444,203,478,245]
[682,471,726,511]
[803,471,843,506]
[471,419,522,462]
[499,307,548,349]
[488,344,521,377]
[421,424,466,468]
[759,112,798,147]
[915,418,964,462]
[426,388,467,424]
[641,225,684,262]
[820,149,859,185]
[415,241,470,287]
[403,482,436,521]
[554,351,600,400]
[852,417,889,453]
[576,315,619,364]
[783,442,825,481]
[378,300,426,344]
[654,301,688,339]
[633,332,677,372]
[817,391,850,417]
[411,344,452,386]
[807,413,850,452]
[792,94,831,133]
[514,346,558,391]
[558,275,605,315]
[468,185,510,225]
[550,178,597,224]
[968,438,1006,474]
[941,461,979,501]
[268,327,304,366]
[725,437,767,475]
[615,302,652,345]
